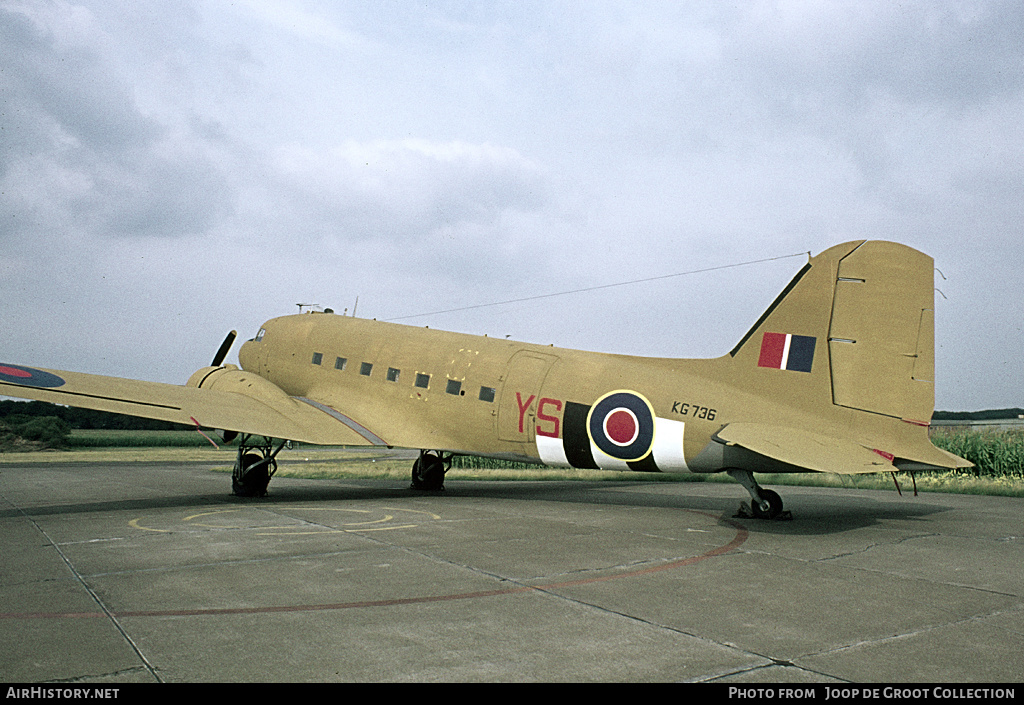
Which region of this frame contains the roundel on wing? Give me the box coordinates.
[0,364,66,389]
[587,390,655,462]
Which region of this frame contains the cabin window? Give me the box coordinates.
[387,367,400,382]
[446,379,462,396]
[311,352,323,365]
[479,386,496,403]
[335,357,347,370]
[360,362,373,376]
[415,373,430,389]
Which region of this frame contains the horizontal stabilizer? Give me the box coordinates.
[715,423,895,475]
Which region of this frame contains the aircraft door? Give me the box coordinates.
[497,351,558,442]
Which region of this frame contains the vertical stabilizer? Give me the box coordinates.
[729,241,860,411]
[730,240,936,424]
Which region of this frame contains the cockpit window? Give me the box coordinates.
[255,328,266,342]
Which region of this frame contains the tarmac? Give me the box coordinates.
[1,456,1022,683]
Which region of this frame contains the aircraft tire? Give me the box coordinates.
[410,453,445,491]
[751,488,783,520]
[232,452,272,497]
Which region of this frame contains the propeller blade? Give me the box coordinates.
[212,330,237,367]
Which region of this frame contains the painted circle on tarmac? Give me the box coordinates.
[587,390,655,462]
[0,364,66,388]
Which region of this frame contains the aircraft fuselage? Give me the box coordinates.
[237,312,807,474]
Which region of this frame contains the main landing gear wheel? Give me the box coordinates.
[231,434,286,497]
[233,452,272,497]
[411,450,449,491]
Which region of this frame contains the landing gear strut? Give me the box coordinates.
[728,469,789,520]
[232,434,287,497]
[410,450,450,491]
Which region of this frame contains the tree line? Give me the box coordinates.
[931,408,1024,421]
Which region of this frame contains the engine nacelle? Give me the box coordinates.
[186,365,297,411]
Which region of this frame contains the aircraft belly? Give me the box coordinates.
[590,447,632,471]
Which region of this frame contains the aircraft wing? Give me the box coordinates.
[0,364,376,446]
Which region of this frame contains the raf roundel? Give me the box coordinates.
[587,391,656,462]
[0,364,66,389]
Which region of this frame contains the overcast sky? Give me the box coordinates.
[3,0,1022,411]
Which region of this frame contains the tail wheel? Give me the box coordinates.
[751,488,783,520]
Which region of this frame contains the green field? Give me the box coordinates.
[930,429,1024,477]
[1,428,1021,497]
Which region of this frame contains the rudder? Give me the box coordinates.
[827,241,935,423]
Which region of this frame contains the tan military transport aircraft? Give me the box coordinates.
[1,240,970,518]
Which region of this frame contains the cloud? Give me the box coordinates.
[1,1,1021,408]
[0,1,232,240]
[237,0,375,51]
[269,138,548,243]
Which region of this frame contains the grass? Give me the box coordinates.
[0,446,233,464]
[67,429,217,448]
[1,429,1022,498]
[930,429,1024,478]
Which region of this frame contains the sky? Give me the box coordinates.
[2,0,1022,412]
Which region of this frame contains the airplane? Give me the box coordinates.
[1,240,971,519]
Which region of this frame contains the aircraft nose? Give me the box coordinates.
[238,339,255,372]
